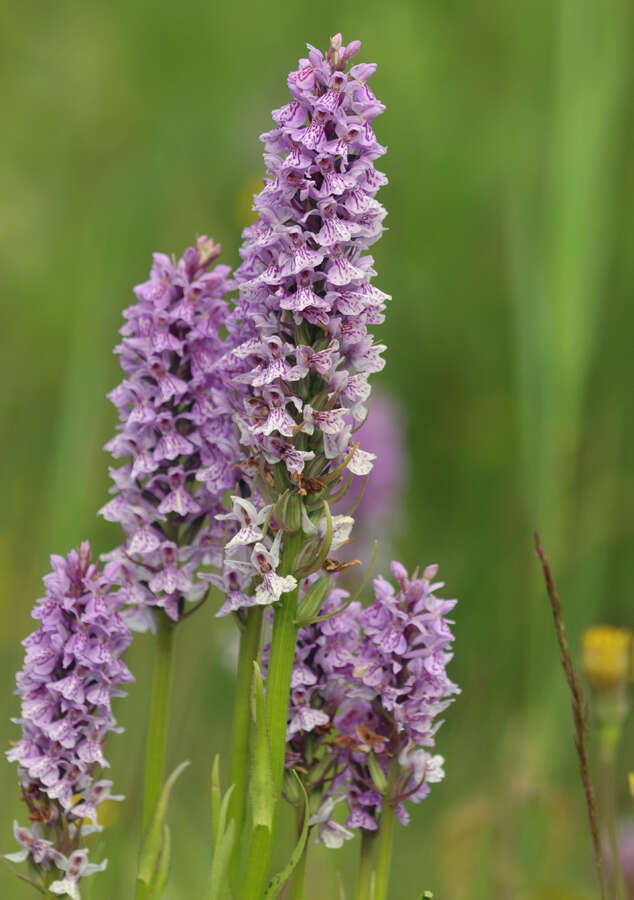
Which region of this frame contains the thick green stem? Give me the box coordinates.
[267,608,300,792]
[228,606,264,888]
[135,613,175,900]
[373,802,395,900]
[242,530,304,897]
[355,829,376,900]
[373,758,400,900]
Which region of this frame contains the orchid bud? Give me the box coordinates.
[295,574,333,626]
[367,751,388,794]
[283,769,304,807]
[274,491,303,533]
[292,536,324,577]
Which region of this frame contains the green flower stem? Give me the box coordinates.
[355,829,376,900]
[373,759,401,900]
[135,612,175,900]
[266,529,304,798]
[373,802,395,900]
[267,609,300,791]
[242,530,304,897]
[228,605,264,888]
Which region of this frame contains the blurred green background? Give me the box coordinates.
[1,1,633,897]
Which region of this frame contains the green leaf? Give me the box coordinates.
[323,471,354,507]
[208,771,236,900]
[137,759,190,887]
[148,825,170,898]
[346,472,369,516]
[250,662,274,829]
[209,815,236,900]
[295,573,333,626]
[216,784,235,857]
[264,773,310,899]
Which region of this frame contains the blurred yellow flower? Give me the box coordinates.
[629,772,634,800]
[581,625,632,689]
[71,794,119,828]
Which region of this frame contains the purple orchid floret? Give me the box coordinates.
[336,560,458,830]
[5,542,132,895]
[48,849,107,900]
[282,560,458,843]
[101,236,242,624]
[218,34,389,614]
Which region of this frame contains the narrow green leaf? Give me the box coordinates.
[209,819,236,900]
[148,825,170,898]
[137,760,190,887]
[211,754,221,849]
[264,773,310,899]
[250,662,274,829]
[295,574,333,626]
[216,785,235,855]
[323,471,354,507]
[346,473,369,516]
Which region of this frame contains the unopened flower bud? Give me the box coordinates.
[292,536,325,578]
[274,492,303,533]
[295,574,333,626]
[283,769,304,807]
[367,751,388,795]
